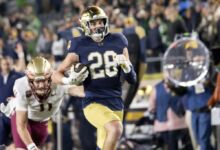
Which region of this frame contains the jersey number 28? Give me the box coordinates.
[88,51,118,79]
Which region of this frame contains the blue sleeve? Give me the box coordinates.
[123,66,137,84]
[67,38,78,53]
[119,33,128,48]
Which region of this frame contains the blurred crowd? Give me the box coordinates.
[1,0,220,150]
[0,0,220,71]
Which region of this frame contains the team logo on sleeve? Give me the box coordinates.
[26,90,32,98]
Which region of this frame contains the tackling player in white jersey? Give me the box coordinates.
[0,56,87,150]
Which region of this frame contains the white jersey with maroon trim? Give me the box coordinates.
[13,76,68,122]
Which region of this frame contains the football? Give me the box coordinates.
[64,63,87,77]
[72,63,87,73]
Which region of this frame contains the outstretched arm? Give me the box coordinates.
[52,53,79,84]
[16,111,39,150]
[67,85,85,97]
[13,81,39,150]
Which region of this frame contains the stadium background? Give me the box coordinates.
[0,0,220,150]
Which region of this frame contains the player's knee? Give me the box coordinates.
[105,121,123,139]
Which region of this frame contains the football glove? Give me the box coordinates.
[115,54,132,73]
[0,98,16,117]
[62,63,89,85]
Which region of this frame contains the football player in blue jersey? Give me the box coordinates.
[53,6,137,150]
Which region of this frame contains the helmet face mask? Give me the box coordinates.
[80,6,109,42]
[26,57,52,102]
[29,75,51,98]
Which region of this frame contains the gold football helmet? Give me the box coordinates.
[26,57,53,101]
[79,6,109,42]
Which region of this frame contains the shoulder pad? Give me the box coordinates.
[112,32,128,47]
[71,28,83,38]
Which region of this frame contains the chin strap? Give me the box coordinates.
[33,88,51,103]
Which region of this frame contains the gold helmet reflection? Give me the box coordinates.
[79,6,109,42]
[26,57,52,80]
[184,40,198,49]
[26,57,52,101]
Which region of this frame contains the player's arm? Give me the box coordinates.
[13,83,39,150]
[16,111,38,150]
[52,53,79,84]
[117,47,137,84]
[66,85,85,97]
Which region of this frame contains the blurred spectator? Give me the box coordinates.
[23,5,41,33]
[12,43,26,72]
[183,84,213,150]
[70,0,85,15]
[146,18,163,73]
[50,0,63,13]
[36,26,53,55]
[2,41,26,72]
[0,38,5,58]
[0,18,5,38]
[0,57,23,148]
[148,80,193,150]
[122,17,147,112]
[0,0,6,16]
[215,6,220,45]
[150,2,164,20]
[21,29,38,56]
[7,27,20,47]
[136,9,150,34]
[35,0,43,15]
[51,33,65,63]
[164,6,188,44]
[197,3,218,48]
[181,4,201,32]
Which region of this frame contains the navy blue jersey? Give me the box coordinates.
[0,70,24,104]
[59,27,84,41]
[68,33,128,98]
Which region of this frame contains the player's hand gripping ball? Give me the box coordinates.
[67,63,89,85]
[73,63,87,73]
